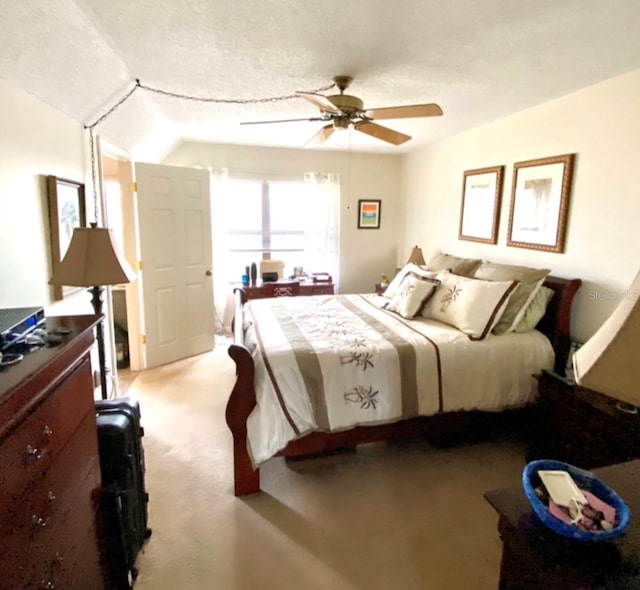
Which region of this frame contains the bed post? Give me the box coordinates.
[226,288,261,495]
[539,277,582,375]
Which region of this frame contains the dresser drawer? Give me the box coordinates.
[0,414,100,587]
[308,284,334,295]
[24,463,100,590]
[244,288,265,300]
[0,359,93,515]
[65,523,108,590]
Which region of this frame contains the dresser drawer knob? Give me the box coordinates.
[25,444,45,462]
[42,425,53,438]
[39,582,55,589]
[47,491,56,503]
[31,514,48,528]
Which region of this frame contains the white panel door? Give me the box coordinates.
[135,162,214,368]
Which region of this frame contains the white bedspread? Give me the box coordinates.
[243,294,554,466]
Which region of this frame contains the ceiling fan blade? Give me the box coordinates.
[355,121,411,145]
[296,91,342,115]
[241,116,325,125]
[365,103,443,120]
[305,124,335,147]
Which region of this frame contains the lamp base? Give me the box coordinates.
[615,401,639,415]
[88,285,108,400]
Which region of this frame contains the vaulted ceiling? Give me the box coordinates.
[2,0,639,157]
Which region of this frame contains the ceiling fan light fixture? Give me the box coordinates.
[327,94,364,114]
[332,117,350,130]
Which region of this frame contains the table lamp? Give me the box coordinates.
[407,246,426,266]
[573,268,640,414]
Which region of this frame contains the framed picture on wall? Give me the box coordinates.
[357,199,381,229]
[458,165,504,244]
[506,153,575,253]
[47,175,86,300]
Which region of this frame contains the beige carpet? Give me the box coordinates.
[127,342,527,590]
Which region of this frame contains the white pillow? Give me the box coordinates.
[421,271,519,340]
[385,273,440,319]
[382,263,439,299]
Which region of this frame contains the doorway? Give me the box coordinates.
[100,150,215,375]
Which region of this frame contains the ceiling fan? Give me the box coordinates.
[241,75,443,146]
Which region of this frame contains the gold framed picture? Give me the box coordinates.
[47,175,86,300]
[459,165,504,244]
[507,154,575,253]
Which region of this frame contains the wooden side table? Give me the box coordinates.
[528,370,640,469]
[484,460,640,589]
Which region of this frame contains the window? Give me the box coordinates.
[212,173,340,286]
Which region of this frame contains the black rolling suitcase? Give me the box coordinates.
[96,397,152,589]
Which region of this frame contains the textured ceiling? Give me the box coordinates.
[1,0,640,156]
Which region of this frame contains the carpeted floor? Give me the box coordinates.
[126,342,528,590]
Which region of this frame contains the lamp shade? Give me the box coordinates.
[407,246,426,266]
[49,226,135,287]
[573,269,640,406]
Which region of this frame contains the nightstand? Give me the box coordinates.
[485,461,640,590]
[528,370,640,468]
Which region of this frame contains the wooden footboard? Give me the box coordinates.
[225,288,260,495]
[225,277,582,496]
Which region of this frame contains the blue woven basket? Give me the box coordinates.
[522,459,630,542]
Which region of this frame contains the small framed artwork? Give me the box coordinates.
[47,175,86,300]
[357,199,381,229]
[507,154,575,253]
[458,165,504,244]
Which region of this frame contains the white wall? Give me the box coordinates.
[401,69,640,343]
[162,142,403,294]
[0,78,93,315]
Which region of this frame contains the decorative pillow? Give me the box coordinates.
[424,252,482,277]
[421,271,519,340]
[473,261,551,335]
[382,263,439,299]
[514,286,555,333]
[385,272,440,319]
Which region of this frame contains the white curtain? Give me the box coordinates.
[303,172,341,289]
[210,168,233,333]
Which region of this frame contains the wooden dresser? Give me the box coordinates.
[0,315,107,590]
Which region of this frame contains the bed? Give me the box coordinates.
[226,274,581,495]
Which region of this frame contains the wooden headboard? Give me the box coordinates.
[537,276,582,375]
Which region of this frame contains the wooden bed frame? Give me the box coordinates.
[225,276,582,495]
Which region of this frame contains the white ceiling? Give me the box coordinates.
[2,0,640,156]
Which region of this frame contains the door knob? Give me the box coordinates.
[205,270,212,276]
